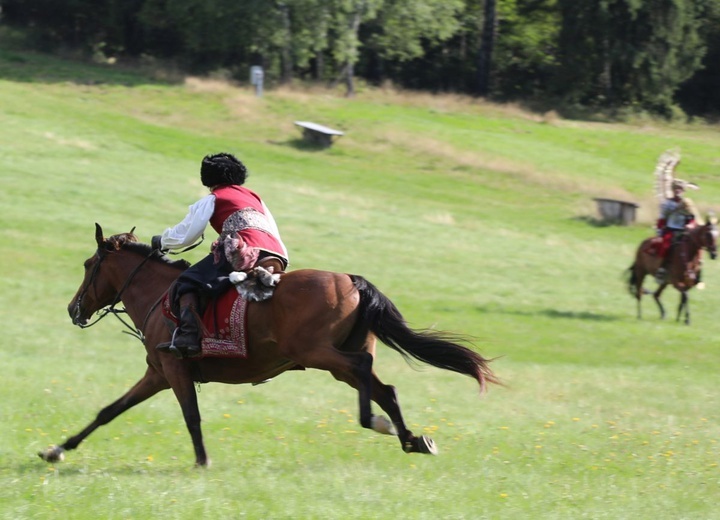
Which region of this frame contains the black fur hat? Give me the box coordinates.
[200,153,248,187]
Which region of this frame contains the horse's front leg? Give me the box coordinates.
[162,359,209,467]
[653,284,668,320]
[39,366,169,463]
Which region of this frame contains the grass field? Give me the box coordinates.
[2,42,720,519]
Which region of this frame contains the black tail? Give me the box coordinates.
[350,275,500,393]
[627,263,639,296]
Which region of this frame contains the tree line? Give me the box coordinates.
[1,0,719,118]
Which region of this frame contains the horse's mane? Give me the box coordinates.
[106,233,191,270]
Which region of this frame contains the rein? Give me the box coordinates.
[73,235,203,343]
[671,225,718,271]
[689,224,717,255]
[169,236,204,255]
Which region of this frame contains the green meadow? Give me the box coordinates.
[2,44,720,519]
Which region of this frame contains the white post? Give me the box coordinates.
[250,66,264,98]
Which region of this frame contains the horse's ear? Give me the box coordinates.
[129,226,136,235]
[95,223,104,247]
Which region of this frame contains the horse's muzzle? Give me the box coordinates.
[711,251,717,260]
[68,300,88,326]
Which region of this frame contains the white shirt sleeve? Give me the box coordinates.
[160,194,216,250]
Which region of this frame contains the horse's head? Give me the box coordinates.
[701,213,718,260]
[67,223,139,326]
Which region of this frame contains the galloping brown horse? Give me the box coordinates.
[628,218,718,325]
[39,224,499,467]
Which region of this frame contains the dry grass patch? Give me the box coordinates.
[424,212,456,225]
[273,82,348,102]
[379,128,634,199]
[363,84,546,122]
[223,93,270,123]
[268,81,556,123]
[184,76,239,94]
[43,131,96,150]
[183,76,272,129]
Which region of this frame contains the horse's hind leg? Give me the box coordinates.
[286,329,436,455]
[369,372,437,455]
[323,349,437,455]
[676,291,690,325]
[653,284,668,320]
[38,366,169,463]
[311,349,375,429]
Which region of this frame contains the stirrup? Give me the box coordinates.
[156,329,201,359]
[156,328,179,353]
[170,343,202,359]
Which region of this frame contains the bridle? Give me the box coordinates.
[70,236,204,342]
[70,247,155,341]
[702,223,718,259]
[683,222,718,261]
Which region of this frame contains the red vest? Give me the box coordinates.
[210,185,287,264]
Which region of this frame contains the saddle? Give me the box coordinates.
[644,232,687,258]
[162,266,281,358]
[644,236,663,256]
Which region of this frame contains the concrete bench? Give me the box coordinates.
[294,121,344,148]
[593,198,639,225]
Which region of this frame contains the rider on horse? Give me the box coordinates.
[655,179,699,282]
[152,153,289,358]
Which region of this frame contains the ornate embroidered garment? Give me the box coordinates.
[210,185,288,267]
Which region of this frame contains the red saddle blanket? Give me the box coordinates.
[644,236,662,256]
[162,289,248,358]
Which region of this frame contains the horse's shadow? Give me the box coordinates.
[476,305,621,322]
[538,309,620,321]
[17,457,192,476]
[268,138,334,152]
[573,215,623,228]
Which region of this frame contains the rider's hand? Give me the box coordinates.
[151,235,166,252]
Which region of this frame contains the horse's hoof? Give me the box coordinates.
[417,435,438,455]
[403,435,438,455]
[38,445,65,463]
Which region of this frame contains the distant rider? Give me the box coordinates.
[655,179,698,282]
[152,153,288,358]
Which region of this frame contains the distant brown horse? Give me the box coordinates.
[628,218,718,325]
[39,224,499,467]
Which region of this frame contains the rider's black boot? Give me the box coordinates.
[655,251,670,283]
[156,293,202,358]
[655,265,667,283]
